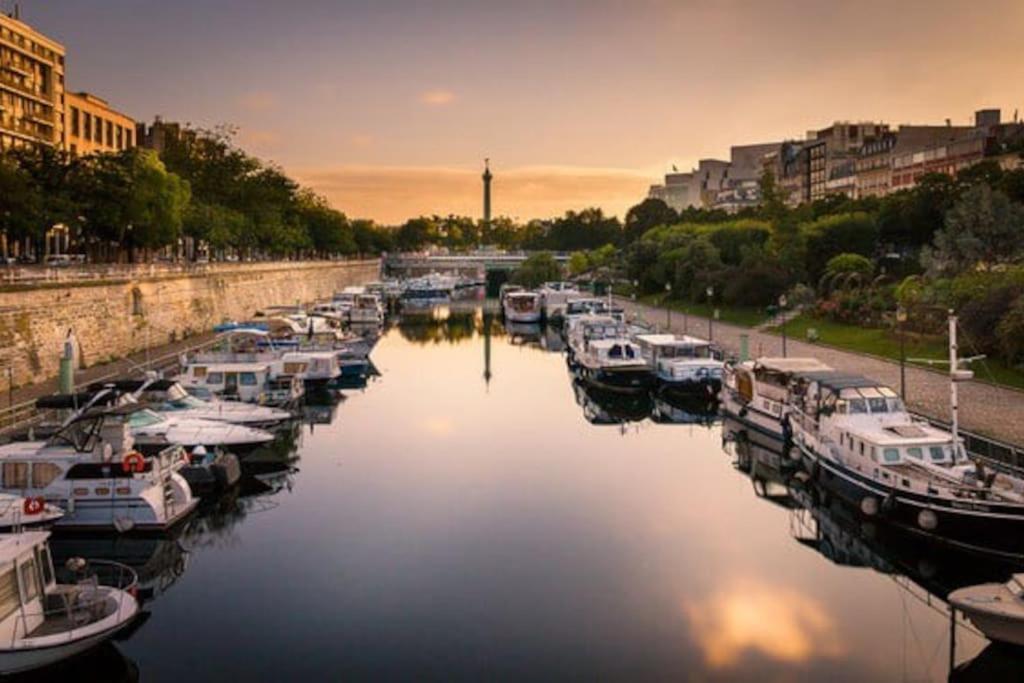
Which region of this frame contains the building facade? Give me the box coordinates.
[65,91,134,156]
[0,10,65,151]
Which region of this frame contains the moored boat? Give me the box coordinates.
[0,531,140,674]
[720,357,832,439]
[634,333,725,396]
[502,291,542,323]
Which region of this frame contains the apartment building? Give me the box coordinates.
[65,91,134,155]
[0,10,65,151]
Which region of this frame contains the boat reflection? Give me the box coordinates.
[571,377,653,426]
[504,321,542,347]
[7,641,139,683]
[650,392,720,426]
[721,417,1024,678]
[397,307,488,346]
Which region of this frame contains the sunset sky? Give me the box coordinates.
[26,0,1024,223]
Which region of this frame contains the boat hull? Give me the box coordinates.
[801,441,1024,558]
[576,365,655,393]
[0,617,136,674]
[719,392,787,440]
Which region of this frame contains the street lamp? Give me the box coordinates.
[706,286,714,340]
[779,294,789,358]
[664,282,673,331]
[896,304,908,399]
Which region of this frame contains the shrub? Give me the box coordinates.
[802,212,879,282]
[997,295,1024,364]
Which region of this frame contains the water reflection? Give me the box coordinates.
[21,304,1024,681]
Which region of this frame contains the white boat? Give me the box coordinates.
[0,406,198,532]
[400,275,453,307]
[89,377,293,428]
[0,496,63,531]
[309,301,348,324]
[573,338,654,393]
[566,315,629,359]
[720,357,832,439]
[787,360,1024,556]
[281,350,343,388]
[634,333,725,395]
[348,294,384,326]
[503,291,542,323]
[36,392,275,458]
[538,282,582,319]
[177,360,304,407]
[949,574,1024,646]
[0,531,139,674]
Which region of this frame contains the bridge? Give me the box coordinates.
[384,252,572,278]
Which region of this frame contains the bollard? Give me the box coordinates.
[739,334,749,362]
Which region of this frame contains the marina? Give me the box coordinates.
[0,294,1021,679]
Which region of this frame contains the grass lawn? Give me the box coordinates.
[769,314,1024,391]
[637,295,768,328]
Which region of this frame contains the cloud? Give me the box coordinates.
[236,90,278,112]
[419,89,456,106]
[683,578,845,669]
[291,164,652,224]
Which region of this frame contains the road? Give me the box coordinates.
[618,297,1024,446]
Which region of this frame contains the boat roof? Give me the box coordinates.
[846,420,953,446]
[0,532,50,558]
[793,370,883,391]
[186,362,271,371]
[635,333,712,347]
[506,291,538,299]
[754,358,832,373]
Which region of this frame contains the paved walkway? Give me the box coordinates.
[619,298,1024,446]
[0,332,217,412]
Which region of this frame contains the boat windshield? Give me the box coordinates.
[167,394,207,410]
[129,410,166,428]
[842,397,904,415]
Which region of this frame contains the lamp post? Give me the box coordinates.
[779,294,788,358]
[664,282,672,331]
[706,286,714,340]
[632,279,638,303]
[897,304,908,399]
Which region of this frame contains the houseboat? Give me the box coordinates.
[720,357,832,439]
[502,291,542,323]
[0,531,140,674]
[634,333,725,396]
[538,281,582,320]
[348,293,385,326]
[573,338,654,393]
[177,360,304,408]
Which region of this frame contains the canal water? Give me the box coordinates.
[23,306,1024,682]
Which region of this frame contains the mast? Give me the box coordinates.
[949,311,959,452]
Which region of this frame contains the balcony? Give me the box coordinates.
[23,108,54,126]
[0,70,53,106]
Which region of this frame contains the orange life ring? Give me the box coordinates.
[23,497,45,515]
[122,451,146,474]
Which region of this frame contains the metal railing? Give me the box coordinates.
[12,559,138,647]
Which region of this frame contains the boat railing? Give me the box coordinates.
[11,559,138,646]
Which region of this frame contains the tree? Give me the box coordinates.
[396,217,437,251]
[623,198,677,243]
[927,184,1024,275]
[511,252,562,288]
[125,149,191,253]
[0,155,40,254]
[801,212,878,282]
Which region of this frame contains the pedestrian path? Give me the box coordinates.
[618,298,1024,446]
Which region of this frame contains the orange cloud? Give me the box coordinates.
[683,578,845,669]
[238,128,282,149]
[291,164,652,224]
[419,89,456,106]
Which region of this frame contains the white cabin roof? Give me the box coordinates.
[755,357,832,373]
[0,531,50,559]
[187,362,271,372]
[636,334,711,347]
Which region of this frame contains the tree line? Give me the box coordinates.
[0,126,395,263]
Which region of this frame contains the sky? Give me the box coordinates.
[15,0,1024,223]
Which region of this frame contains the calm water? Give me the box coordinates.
[23,306,1024,682]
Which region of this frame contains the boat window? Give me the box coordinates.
[31,462,62,488]
[2,462,28,488]
[609,345,623,359]
[859,442,865,455]
[625,345,636,359]
[193,366,207,378]
[882,448,901,463]
[36,547,53,586]
[206,372,224,385]
[0,569,18,620]
[888,398,905,413]
[849,399,867,414]
[868,397,888,413]
[870,447,877,461]
[929,446,946,463]
[906,447,924,460]
[66,463,136,479]
[240,372,258,386]
[18,559,38,603]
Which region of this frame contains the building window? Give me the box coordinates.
[116,125,123,150]
[106,120,113,147]
[94,116,102,143]
[126,129,133,147]
[83,112,92,141]
[70,106,80,137]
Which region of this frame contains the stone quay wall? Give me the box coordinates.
[0,259,380,394]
